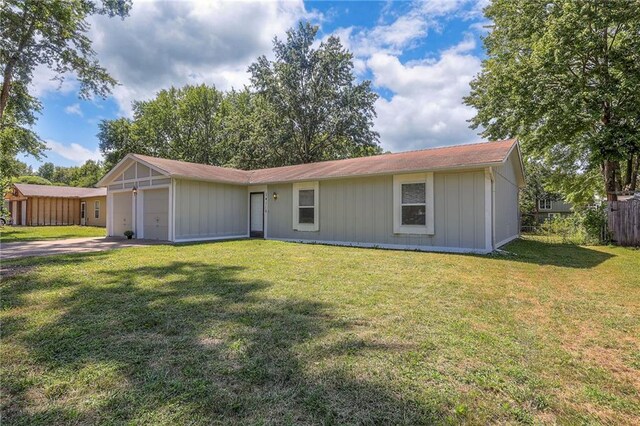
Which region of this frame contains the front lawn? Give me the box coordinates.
[0,225,106,243]
[1,238,638,424]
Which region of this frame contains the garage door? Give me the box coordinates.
[112,192,133,237]
[143,188,169,240]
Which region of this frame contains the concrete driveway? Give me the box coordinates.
[1,237,164,260]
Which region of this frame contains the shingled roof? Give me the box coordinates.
[14,183,106,198]
[106,139,518,186]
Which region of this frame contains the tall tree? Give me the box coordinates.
[36,160,104,187]
[465,0,640,200]
[98,85,230,169]
[0,0,131,176]
[249,22,381,165]
[97,117,137,169]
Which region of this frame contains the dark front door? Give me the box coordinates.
[250,192,264,238]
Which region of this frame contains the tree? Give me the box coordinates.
[36,160,104,187]
[14,175,52,185]
[465,0,640,200]
[99,85,230,169]
[248,22,381,165]
[1,0,131,176]
[36,162,55,182]
[97,118,137,169]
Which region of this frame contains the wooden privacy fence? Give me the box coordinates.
[608,199,640,246]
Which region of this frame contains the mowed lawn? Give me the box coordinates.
[0,226,106,243]
[1,238,638,425]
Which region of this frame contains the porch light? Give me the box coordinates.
[132,186,137,195]
[272,192,278,200]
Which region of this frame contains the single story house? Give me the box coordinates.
[97,139,525,253]
[4,183,107,227]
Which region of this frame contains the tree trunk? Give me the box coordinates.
[631,155,639,192]
[0,64,13,124]
[604,160,618,200]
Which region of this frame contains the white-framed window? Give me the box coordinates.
[393,173,434,235]
[94,200,100,219]
[292,181,319,231]
[538,199,552,210]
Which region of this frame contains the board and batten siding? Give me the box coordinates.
[493,150,520,246]
[83,196,107,227]
[267,171,486,250]
[174,179,247,241]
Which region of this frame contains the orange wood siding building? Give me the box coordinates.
[5,184,107,227]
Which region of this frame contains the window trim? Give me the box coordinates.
[393,173,434,235]
[292,181,319,232]
[538,198,552,210]
[94,200,100,219]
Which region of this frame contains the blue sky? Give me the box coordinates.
[25,0,489,170]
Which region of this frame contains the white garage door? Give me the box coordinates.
[143,188,169,240]
[112,192,133,237]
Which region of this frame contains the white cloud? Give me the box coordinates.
[30,65,77,97]
[88,0,309,115]
[64,103,83,117]
[45,140,102,164]
[369,36,483,152]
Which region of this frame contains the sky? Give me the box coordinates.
[24,0,491,169]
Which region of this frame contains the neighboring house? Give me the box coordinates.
[97,139,525,254]
[534,196,573,222]
[4,183,107,227]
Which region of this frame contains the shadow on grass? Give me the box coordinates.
[491,238,615,269]
[2,260,445,425]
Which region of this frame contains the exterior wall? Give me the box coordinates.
[174,179,247,241]
[547,199,572,212]
[493,150,520,246]
[266,170,487,251]
[82,196,107,227]
[27,197,81,226]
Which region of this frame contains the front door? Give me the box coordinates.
[250,192,264,238]
[80,201,86,226]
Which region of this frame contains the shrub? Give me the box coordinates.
[582,203,610,244]
[531,204,609,245]
[539,215,587,244]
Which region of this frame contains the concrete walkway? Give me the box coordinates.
[0,237,164,260]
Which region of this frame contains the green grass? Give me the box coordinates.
[1,237,638,424]
[0,226,106,242]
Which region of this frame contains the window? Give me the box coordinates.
[293,182,319,231]
[94,200,100,219]
[393,173,434,235]
[401,183,426,225]
[538,199,552,210]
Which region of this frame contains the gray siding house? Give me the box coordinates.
[98,139,525,253]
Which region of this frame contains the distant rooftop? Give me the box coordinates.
[13,183,106,198]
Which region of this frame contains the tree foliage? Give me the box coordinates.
[14,175,52,185]
[0,0,131,178]
[98,22,382,170]
[465,0,640,200]
[36,160,105,187]
[99,85,232,169]
[249,22,380,165]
